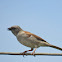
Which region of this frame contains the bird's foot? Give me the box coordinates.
[31,52,35,57]
[22,51,27,57]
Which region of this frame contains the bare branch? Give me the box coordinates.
[0,52,62,56]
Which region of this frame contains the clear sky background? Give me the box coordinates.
[0,0,62,62]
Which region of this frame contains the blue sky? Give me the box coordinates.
[0,0,62,62]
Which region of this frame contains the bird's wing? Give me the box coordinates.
[24,31,47,42]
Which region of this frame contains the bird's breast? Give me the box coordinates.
[16,33,41,48]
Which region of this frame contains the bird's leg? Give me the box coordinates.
[31,48,37,56]
[22,48,33,56]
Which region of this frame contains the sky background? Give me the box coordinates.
[0,0,62,62]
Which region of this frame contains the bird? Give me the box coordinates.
[8,25,62,55]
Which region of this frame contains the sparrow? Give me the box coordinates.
[8,25,62,55]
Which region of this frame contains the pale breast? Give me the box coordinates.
[16,32,41,48]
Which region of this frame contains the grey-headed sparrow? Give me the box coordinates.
[8,25,62,55]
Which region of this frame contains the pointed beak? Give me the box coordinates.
[8,28,12,30]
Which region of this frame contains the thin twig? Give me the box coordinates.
[0,52,62,56]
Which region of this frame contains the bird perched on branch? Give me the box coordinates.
[8,25,62,55]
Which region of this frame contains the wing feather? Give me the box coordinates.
[24,31,47,42]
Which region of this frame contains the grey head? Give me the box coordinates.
[8,25,23,36]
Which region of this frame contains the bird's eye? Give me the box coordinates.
[12,27,16,30]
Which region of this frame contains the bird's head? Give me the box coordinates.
[8,25,23,36]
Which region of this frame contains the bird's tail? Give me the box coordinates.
[40,42,62,51]
[49,45,62,51]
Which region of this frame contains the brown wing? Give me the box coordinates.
[24,31,47,42]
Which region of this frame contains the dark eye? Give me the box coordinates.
[11,27,16,30]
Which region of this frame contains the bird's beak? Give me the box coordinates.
[8,27,12,30]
